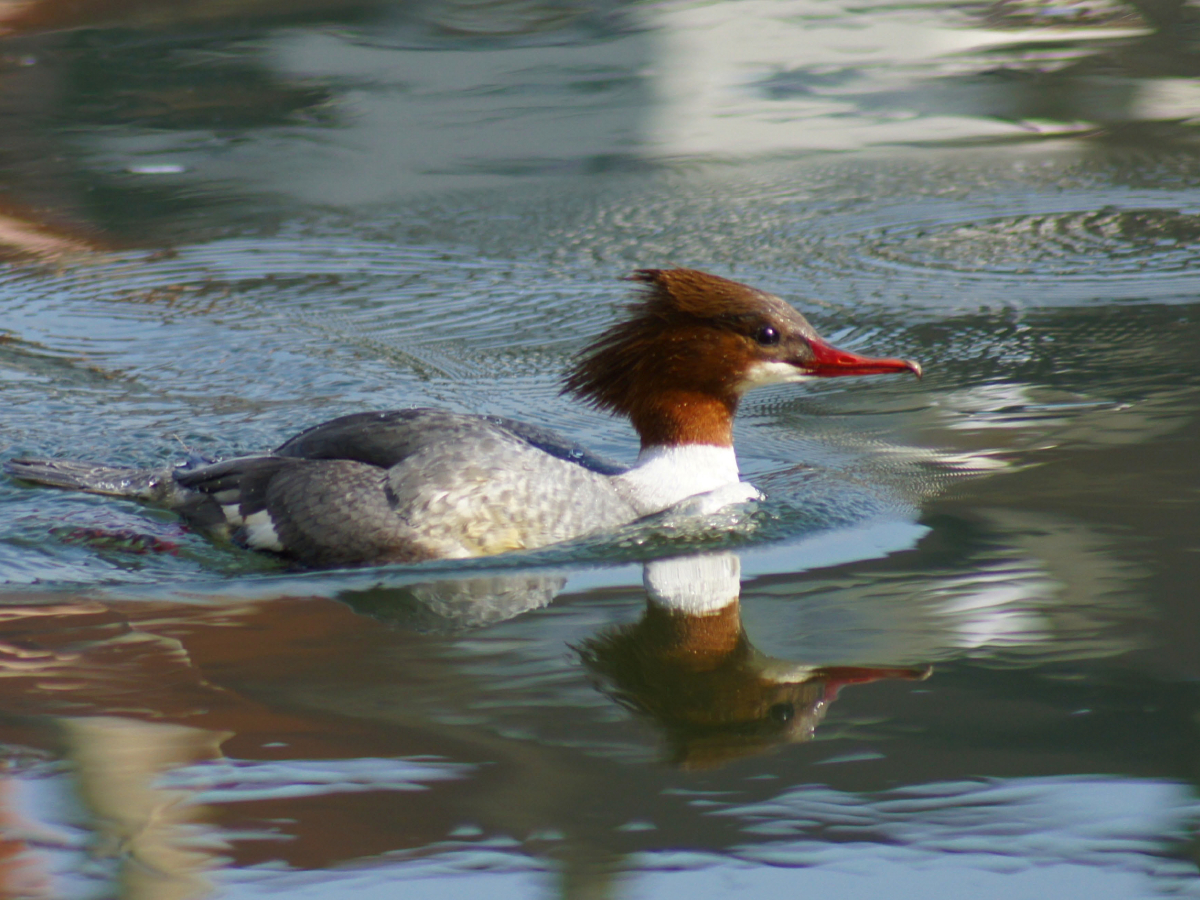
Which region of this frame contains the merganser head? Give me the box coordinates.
[564,268,921,448]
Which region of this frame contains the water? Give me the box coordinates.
[1,0,1199,897]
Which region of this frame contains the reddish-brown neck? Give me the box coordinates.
[639,601,746,665]
[628,390,738,449]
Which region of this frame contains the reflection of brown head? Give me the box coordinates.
[0,198,112,263]
[578,600,930,770]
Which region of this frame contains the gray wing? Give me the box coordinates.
[276,408,627,476]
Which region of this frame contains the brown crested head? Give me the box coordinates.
[563,268,921,448]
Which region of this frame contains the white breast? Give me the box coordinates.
[613,444,755,516]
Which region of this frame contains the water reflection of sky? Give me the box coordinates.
[0,0,1198,218]
[11,760,1200,898]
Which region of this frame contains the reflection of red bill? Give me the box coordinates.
[54,527,181,556]
[820,665,933,701]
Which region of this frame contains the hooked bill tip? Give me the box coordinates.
[905,359,923,379]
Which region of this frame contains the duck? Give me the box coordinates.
[6,268,921,567]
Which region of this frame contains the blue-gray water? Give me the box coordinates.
[1,0,1199,897]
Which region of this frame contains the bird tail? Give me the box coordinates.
[5,458,173,501]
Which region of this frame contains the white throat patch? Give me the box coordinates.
[737,360,814,391]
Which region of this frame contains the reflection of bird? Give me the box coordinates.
[338,573,567,631]
[579,554,930,770]
[8,269,919,567]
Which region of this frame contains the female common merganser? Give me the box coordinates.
[7,268,920,567]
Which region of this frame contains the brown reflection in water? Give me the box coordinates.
[0,199,109,262]
[581,555,930,770]
[0,556,933,894]
[0,599,251,898]
[0,599,289,725]
[0,594,400,743]
[0,594,433,892]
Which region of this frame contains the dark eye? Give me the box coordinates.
[754,325,781,346]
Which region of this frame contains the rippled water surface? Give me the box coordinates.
[1,0,1200,897]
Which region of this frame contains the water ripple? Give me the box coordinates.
[854,206,1200,282]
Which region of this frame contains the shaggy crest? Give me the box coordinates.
[563,268,811,419]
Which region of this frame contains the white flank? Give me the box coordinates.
[242,510,284,551]
[221,503,244,526]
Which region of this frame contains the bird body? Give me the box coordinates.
[7,269,920,567]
